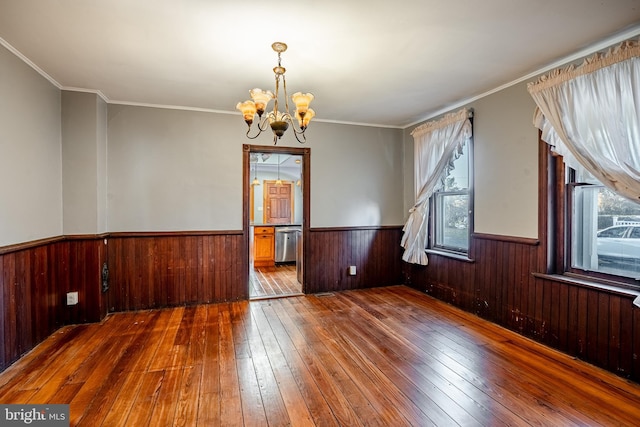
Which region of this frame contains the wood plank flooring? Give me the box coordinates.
[249,264,301,299]
[1,286,640,426]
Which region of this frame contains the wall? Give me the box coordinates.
[308,122,405,227]
[306,227,404,294]
[0,44,62,247]
[107,105,244,232]
[107,105,405,231]
[104,105,406,310]
[0,47,110,370]
[106,232,245,312]
[472,82,539,238]
[62,91,108,235]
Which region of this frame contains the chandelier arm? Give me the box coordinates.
[291,127,308,144]
[287,118,307,135]
[245,126,262,140]
[245,116,272,139]
[257,116,271,132]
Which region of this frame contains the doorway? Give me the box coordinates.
[243,144,310,300]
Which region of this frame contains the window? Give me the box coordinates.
[546,144,640,285]
[568,169,640,279]
[430,141,472,254]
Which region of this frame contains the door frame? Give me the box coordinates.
[242,144,310,294]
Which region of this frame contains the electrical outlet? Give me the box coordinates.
[66,291,78,306]
[349,265,357,276]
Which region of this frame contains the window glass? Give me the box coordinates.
[570,182,640,278]
[434,192,469,250]
[443,148,469,190]
[431,144,470,253]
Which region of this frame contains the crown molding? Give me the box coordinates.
[0,36,61,89]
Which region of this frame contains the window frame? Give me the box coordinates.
[427,132,474,259]
[544,139,640,288]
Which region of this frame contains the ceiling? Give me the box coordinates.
[1,1,640,128]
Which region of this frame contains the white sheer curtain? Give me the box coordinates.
[527,39,640,202]
[401,108,472,265]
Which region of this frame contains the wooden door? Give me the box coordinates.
[264,181,293,224]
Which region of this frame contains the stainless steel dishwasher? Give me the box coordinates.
[275,226,300,263]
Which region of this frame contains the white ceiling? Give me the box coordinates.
[1,1,640,128]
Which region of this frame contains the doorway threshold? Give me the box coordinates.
[250,292,304,301]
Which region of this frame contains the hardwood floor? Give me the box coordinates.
[1,286,639,426]
[249,264,301,299]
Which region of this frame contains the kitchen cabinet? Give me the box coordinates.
[253,226,275,267]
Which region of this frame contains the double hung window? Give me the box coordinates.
[567,167,640,279]
[430,142,471,254]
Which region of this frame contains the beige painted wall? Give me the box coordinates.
[107,105,406,231]
[308,122,405,227]
[0,45,62,246]
[62,91,108,235]
[472,81,538,238]
[107,105,244,231]
[97,95,108,233]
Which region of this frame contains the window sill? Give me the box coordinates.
[425,248,474,263]
[533,272,640,307]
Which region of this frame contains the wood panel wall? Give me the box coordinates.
[305,227,404,294]
[105,227,403,310]
[106,232,246,312]
[0,237,106,371]
[403,234,640,382]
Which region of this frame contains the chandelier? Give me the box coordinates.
[236,42,315,144]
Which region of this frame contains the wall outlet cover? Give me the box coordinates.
[66,291,78,306]
[349,265,357,275]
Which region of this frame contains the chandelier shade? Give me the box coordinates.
[236,42,315,144]
[237,101,257,125]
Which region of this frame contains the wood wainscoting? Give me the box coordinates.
[305,226,404,294]
[106,231,246,312]
[404,233,640,383]
[0,236,106,371]
[106,227,404,310]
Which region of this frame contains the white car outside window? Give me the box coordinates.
[597,225,640,270]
